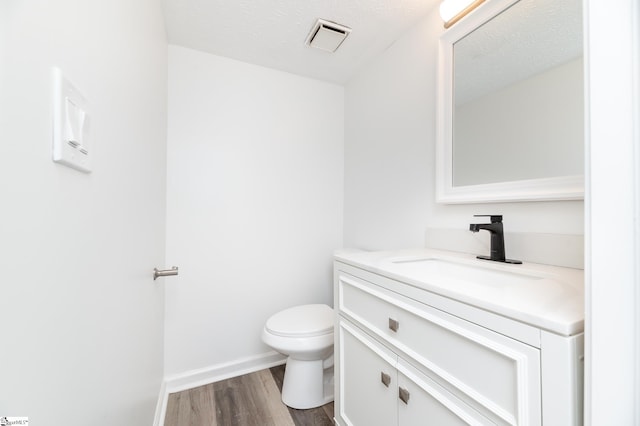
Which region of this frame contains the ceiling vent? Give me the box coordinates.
[305,19,351,53]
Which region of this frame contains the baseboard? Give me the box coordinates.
[153,351,286,426]
[153,380,168,426]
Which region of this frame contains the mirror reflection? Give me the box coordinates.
[452,0,583,187]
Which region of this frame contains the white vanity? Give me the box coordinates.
[333,249,584,426]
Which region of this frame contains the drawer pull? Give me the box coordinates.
[399,387,410,404]
[388,318,399,332]
[381,372,391,387]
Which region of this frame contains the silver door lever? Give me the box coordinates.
[153,266,179,280]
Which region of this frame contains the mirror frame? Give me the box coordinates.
[436,0,585,204]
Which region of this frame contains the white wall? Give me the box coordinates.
[0,0,167,425]
[344,7,584,265]
[165,45,344,378]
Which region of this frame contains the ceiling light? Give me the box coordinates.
[305,19,351,53]
[440,0,485,28]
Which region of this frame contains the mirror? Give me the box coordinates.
[436,0,584,203]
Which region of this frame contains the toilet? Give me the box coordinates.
[262,304,335,409]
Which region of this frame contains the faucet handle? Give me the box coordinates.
[473,214,503,223]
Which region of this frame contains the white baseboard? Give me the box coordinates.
[153,351,286,426]
[153,380,168,426]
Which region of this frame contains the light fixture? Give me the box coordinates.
[305,19,351,53]
[440,0,485,28]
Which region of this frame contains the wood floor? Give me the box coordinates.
[164,365,335,426]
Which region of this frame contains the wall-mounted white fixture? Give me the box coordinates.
[440,0,485,28]
[52,67,91,173]
[305,19,351,53]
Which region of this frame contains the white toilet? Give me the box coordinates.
[262,304,335,409]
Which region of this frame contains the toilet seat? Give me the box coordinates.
[265,304,333,338]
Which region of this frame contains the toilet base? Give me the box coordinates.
[281,357,334,409]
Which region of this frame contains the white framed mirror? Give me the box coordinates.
[436,0,584,204]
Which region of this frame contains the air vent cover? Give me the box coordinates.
[305,18,351,53]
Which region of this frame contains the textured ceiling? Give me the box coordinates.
[454,0,583,104]
[162,0,440,84]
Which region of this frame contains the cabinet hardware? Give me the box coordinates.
[389,318,399,332]
[381,372,391,387]
[399,387,410,404]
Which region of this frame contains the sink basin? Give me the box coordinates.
[389,257,544,288]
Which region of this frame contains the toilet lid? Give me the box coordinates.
[265,304,334,338]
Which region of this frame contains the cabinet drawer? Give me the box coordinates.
[338,272,541,426]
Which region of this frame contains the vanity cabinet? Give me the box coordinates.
[334,251,584,426]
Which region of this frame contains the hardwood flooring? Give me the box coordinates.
[164,365,334,426]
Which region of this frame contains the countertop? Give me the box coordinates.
[334,248,584,336]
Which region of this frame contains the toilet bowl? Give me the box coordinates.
[262,304,334,409]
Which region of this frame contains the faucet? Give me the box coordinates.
[469,215,522,264]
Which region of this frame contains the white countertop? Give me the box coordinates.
[334,248,584,336]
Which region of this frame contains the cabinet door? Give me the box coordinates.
[397,360,495,426]
[338,319,398,426]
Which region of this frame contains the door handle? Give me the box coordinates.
[153,266,179,280]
